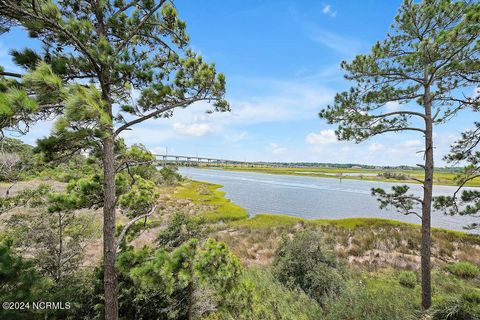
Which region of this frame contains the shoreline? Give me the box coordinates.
[176,179,479,237]
[186,165,480,187]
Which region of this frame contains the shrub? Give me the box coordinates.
[113,239,253,320]
[159,165,183,185]
[272,230,345,304]
[323,277,418,320]
[398,271,417,288]
[379,172,409,180]
[0,240,51,319]
[156,211,205,250]
[431,290,480,320]
[463,289,480,304]
[445,261,480,279]
[245,268,321,320]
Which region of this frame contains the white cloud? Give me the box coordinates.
[402,139,422,147]
[368,143,385,152]
[305,129,338,145]
[120,127,175,144]
[149,146,168,155]
[385,101,400,112]
[173,122,215,137]
[322,4,337,17]
[268,143,288,155]
[139,77,335,140]
[224,131,248,143]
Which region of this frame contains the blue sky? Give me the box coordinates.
[1,0,478,166]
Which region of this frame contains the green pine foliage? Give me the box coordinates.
[272,230,345,305]
[113,238,253,320]
[0,240,50,319]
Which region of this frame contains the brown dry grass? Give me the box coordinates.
[213,221,480,270]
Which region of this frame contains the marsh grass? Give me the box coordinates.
[172,180,248,222]
[219,212,480,268]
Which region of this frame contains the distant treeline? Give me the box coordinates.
[255,162,463,172]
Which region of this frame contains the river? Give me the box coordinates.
[179,167,479,232]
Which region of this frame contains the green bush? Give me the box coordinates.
[0,240,52,319]
[272,230,345,304]
[431,289,480,320]
[245,268,321,320]
[159,165,183,185]
[398,271,417,288]
[323,277,418,320]
[113,238,253,320]
[156,211,206,250]
[445,261,480,279]
[463,289,480,304]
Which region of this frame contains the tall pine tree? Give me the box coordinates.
[319,0,479,309]
[0,1,228,318]
[434,122,480,229]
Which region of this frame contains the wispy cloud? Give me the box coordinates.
[309,27,362,55]
[224,131,248,143]
[268,143,288,155]
[120,127,176,145]
[114,73,335,154]
[305,129,338,146]
[0,42,8,58]
[322,4,337,17]
[164,76,335,131]
[173,122,216,137]
[368,143,385,152]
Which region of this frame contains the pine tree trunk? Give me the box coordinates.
[57,212,63,282]
[103,132,118,320]
[421,85,433,310]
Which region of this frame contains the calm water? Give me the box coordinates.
[179,167,479,233]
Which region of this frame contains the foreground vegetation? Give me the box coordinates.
[0,141,479,319]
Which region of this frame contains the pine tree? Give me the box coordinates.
[319,0,479,309]
[434,122,480,229]
[0,1,228,318]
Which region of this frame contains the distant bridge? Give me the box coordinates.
[153,154,274,167]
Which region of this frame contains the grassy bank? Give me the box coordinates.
[222,213,480,267]
[172,180,248,222]
[167,179,480,318]
[196,165,480,187]
[169,179,480,269]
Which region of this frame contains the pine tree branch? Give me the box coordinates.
[111,0,138,18]
[114,0,167,55]
[0,0,101,74]
[116,205,157,251]
[448,173,480,215]
[0,71,22,78]
[114,96,215,136]
[403,211,422,220]
[367,127,426,135]
[372,110,427,120]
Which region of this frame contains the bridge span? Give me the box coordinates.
[153,154,274,167]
